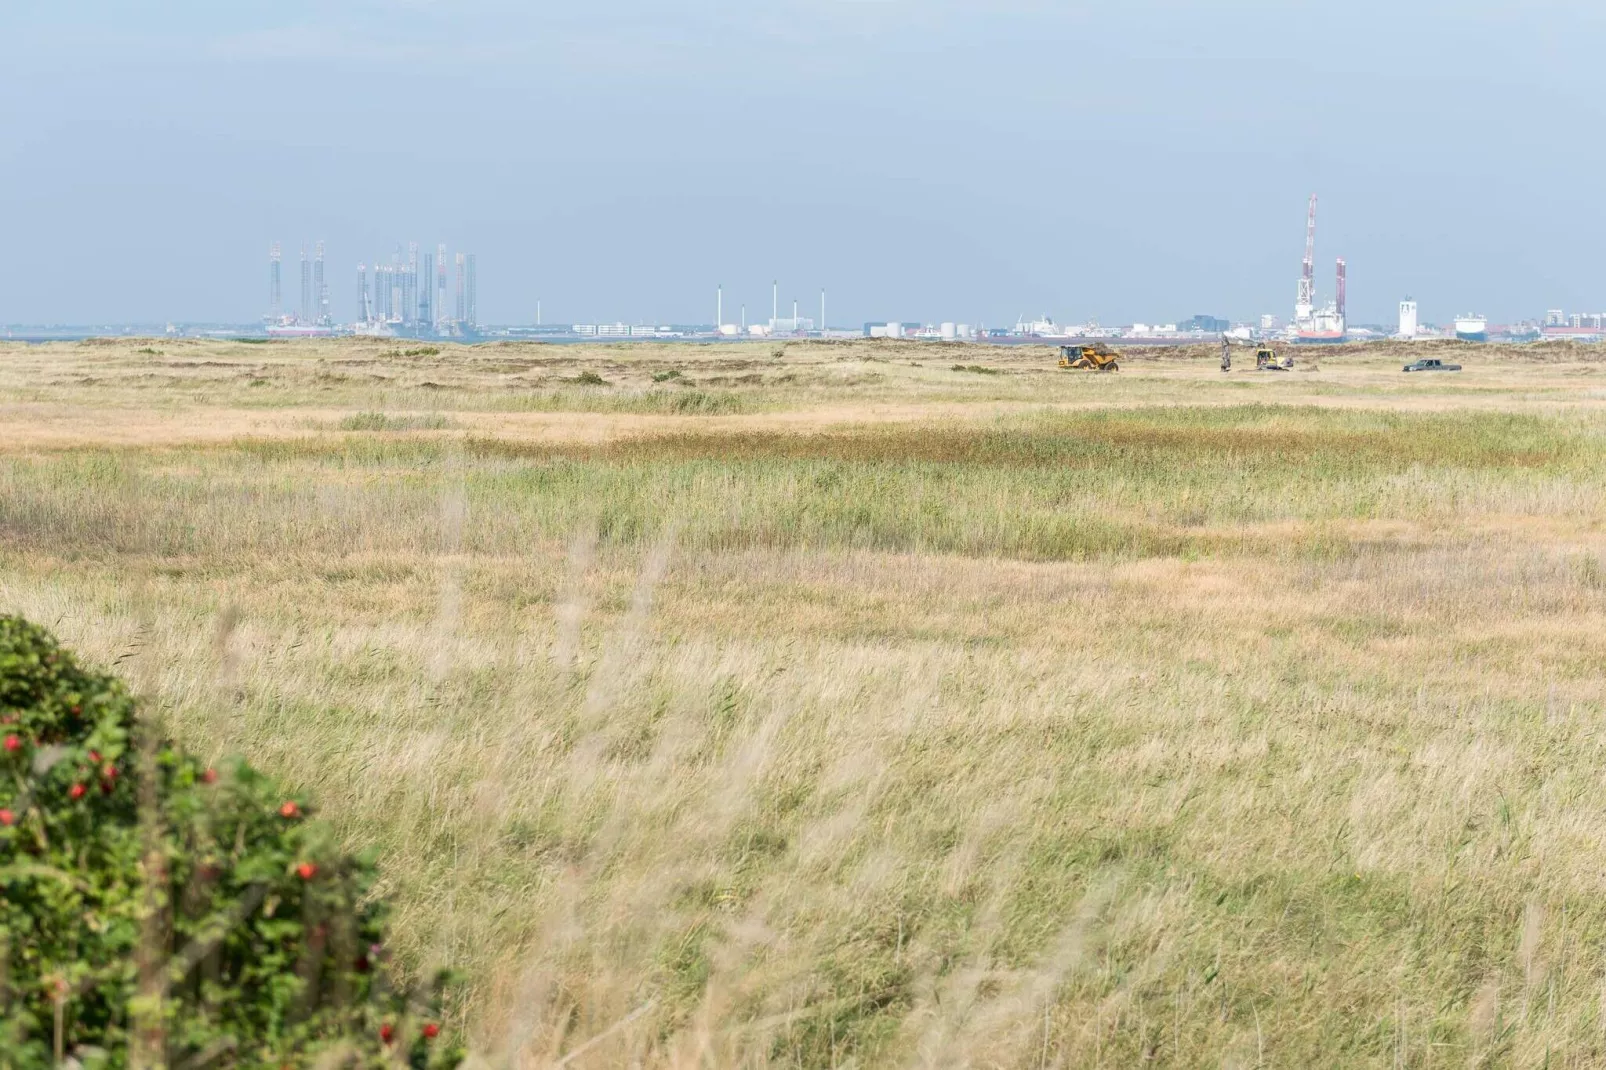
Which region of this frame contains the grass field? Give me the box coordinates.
[6,336,1606,1066]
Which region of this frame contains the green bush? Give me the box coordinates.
[0,616,462,1068]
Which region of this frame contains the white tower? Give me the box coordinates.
[1399,299,1419,339]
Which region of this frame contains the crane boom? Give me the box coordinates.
[1295,194,1318,323]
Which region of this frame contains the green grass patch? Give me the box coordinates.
[5,406,1602,565]
[336,411,456,432]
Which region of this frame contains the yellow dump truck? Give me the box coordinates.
[1058,344,1120,372]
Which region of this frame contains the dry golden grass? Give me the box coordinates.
[6,336,1606,1065]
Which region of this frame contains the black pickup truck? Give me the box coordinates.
[1402,358,1462,372]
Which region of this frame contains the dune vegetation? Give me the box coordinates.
[5,336,1606,1065]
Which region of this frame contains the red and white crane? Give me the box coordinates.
[1295,194,1317,326]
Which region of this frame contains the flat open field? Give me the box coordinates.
[6,336,1606,1066]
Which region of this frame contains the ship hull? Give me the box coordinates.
[267,326,338,338]
[1455,331,1488,342]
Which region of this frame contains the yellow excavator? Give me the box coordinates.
[1223,337,1294,372]
[1256,345,1293,371]
[1058,343,1120,372]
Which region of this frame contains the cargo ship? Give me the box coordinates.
[1294,302,1347,344]
[266,323,339,338]
[1454,315,1488,342]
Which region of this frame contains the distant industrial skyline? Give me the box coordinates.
[262,240,481,338]
[237,221,1591,346]
[5,5,1606,325]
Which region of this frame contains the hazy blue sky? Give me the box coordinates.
[2,2,1602,327]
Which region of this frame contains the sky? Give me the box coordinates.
[2,1,1603,328]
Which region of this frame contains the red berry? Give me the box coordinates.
[69,784,86,800]
[88,750,100,763]
[70,705,80,715]
[296,862,317,880]
[3,736,20,753]
[202,768,218,784]
[0,810,13,826]
[101,763,116,779]
[422,1023,440,1039]
[279,801,301,819]
[379,1023,395,1044]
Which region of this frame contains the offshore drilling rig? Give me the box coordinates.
[1292,195,1348,344]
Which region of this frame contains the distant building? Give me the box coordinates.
[419,251,434,325]
[1180,314,1229,333]
[1542,324,1606,341]
[454,254,467,325]
[1398,300,1418,339]
[1545,309,1566,327]
[313,241,328,325]
[299,245,312,324]
[268,242,282,322]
